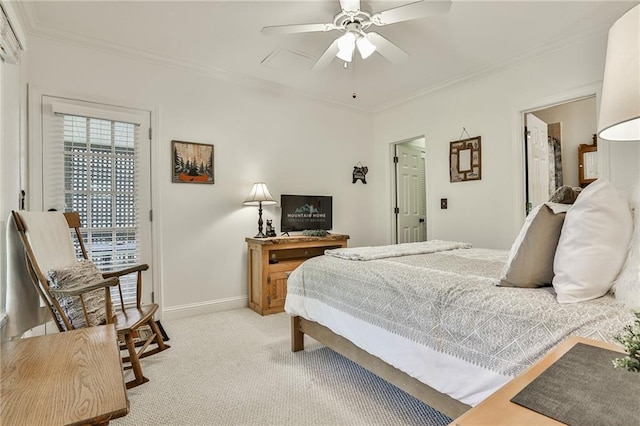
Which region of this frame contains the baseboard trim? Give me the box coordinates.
[161,296,248,320]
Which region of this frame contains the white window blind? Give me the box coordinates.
[43,100,148,307]
[0,4,21,64]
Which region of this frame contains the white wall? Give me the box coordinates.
[0,59,21,321]
[609,142,640,190]
[26,36,375,318]
[0,1,27,324]
[372,34,612,250]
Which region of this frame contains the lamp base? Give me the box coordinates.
[253,202,269,238]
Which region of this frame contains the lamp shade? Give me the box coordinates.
[597,4,640,141]
[337,32,356,62]
[356,36,376,59]
[243,182,277,206]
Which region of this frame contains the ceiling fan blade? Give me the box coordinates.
[366,32,409,63]
[261,22,336,36]
[371,0,451,26]
[311,39,339,71]
[312,39,340,71]
[339,0,361,13]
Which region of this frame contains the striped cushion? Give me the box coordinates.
[47,260,107,330]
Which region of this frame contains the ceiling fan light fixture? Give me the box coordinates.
[356,36,376,59]
[336,32,356,62]
[336,45,354,62]
[263,0,453,70]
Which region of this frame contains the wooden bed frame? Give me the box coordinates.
[291,316,471,420]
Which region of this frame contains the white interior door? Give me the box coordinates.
[526,113,550,212]
[395,142,426,243]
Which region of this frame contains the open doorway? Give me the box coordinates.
[523,96,597,213]
[392,137,427,244]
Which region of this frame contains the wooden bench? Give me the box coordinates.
[1,324,129,425]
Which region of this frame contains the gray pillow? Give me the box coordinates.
[47,260,108,330]
[499,203,569,288]
[549,186,582,204]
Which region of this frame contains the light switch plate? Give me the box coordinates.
[441,198,448,209]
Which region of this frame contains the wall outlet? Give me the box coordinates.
[440,198,448,209]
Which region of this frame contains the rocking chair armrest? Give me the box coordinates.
[49,277,120,297]
[102,264,149,278]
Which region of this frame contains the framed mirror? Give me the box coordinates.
[578,135,598,187]
[450,136,481,182]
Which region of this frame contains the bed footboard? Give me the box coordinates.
[290,315,470,420]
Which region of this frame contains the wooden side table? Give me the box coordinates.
[246,234,349,315]
[1,324,129,425]
[450,337,624,425]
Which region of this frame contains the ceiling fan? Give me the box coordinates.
[261,0,452,70]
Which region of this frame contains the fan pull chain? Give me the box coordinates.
[351,57,357,100]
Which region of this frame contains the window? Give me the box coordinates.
[0,4,21,64]
[41,97,152,306]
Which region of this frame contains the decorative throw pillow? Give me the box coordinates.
[499,203,570,288]
[612,184,640,309]
[548,186,582,204]
[47,260,108,330]
[553,179,633,303]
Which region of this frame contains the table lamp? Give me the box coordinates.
[243,182,277,238]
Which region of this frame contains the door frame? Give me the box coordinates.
[27,86,164,318]
[390,135,427,244]
[510,83,602,230]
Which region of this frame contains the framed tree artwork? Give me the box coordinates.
[172,140,214,184]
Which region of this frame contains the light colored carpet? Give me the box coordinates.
[113,308,451,426]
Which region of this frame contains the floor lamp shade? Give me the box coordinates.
[597,4,640,141]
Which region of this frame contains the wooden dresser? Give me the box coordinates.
[246,234,349,315]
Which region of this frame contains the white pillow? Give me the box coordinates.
[553,178,633,303]
[499,203,570,288]
[612,184,640,309]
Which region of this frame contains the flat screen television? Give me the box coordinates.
[280,195,333,232]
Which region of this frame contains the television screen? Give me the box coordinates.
[281,195,333,232]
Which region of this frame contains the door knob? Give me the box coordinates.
[419,218,425,223]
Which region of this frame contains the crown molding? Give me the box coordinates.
[374,26,609,114]
[15,2,372,115]
[14,1,610,116]
[29,28,372,115]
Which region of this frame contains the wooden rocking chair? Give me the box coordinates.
[12,210,170,389]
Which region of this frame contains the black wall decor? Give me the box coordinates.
[352,163,368,184]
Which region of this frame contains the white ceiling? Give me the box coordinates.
[16,0,638,112]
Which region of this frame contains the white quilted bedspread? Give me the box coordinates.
[285,244,636,405]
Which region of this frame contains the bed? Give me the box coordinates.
[284,180,639,419]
